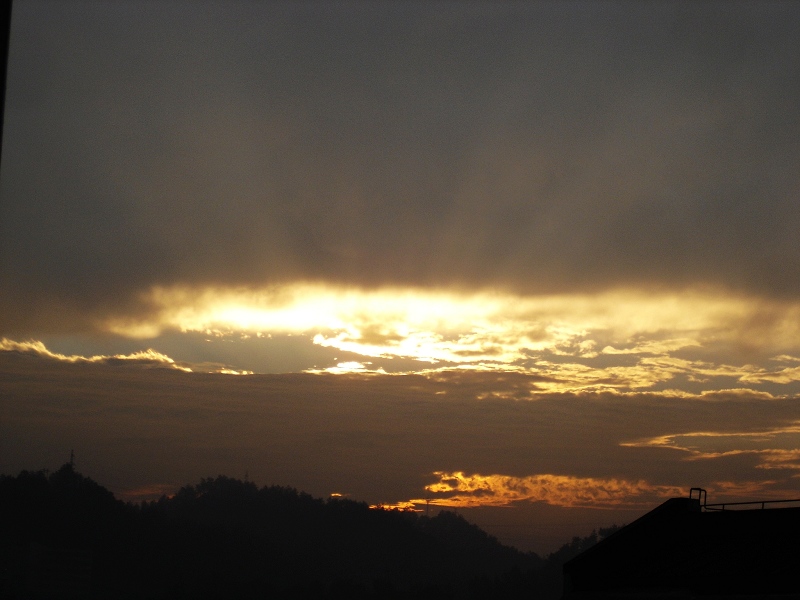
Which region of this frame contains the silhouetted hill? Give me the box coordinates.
[138,475,538,598]
[0,465,617,599]
[1,466,551,599]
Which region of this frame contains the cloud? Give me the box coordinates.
[5,350,800,549]
[37,283,800,395]
[601,338,701,355]
[82,285,800,358]
[369,501,419,512]
[5,0,800,548]
[410,472,684,509]
[739,366,800,385]
[622,424,800,472]
[0,337,254,374]
[0,338,192,371]
[2,3,800,336]
[12,279,800,398]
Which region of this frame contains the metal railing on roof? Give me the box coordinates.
[690,487,800,511]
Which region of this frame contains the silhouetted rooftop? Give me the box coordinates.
[564,490,800,599]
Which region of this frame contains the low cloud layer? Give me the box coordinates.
[0,337,252,374]
[4,347,800,551]
[0,337,191,370]
[414,472,684,509]
[623,424,800,472]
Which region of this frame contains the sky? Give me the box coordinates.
[2,0,800,554]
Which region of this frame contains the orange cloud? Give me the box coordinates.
[405,472,684,509]
[369,501,421,512]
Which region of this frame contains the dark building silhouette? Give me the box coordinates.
[563,489,800,599]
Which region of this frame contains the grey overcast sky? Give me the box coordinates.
[2,1,800,553]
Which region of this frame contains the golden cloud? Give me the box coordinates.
[405,471,684,509]
[104,283,791,345]
[369,501,420,512]
[0,338,256,374]
[0,338,193,371]
[47,282,800,392]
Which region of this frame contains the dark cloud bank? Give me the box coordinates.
[2,1,800,334]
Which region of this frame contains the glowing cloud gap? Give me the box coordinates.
[109,283,785,341]
[95,283,800,389]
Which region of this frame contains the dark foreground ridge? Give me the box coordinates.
[0,464,615,599]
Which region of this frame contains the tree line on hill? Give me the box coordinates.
[0,464,618,599]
